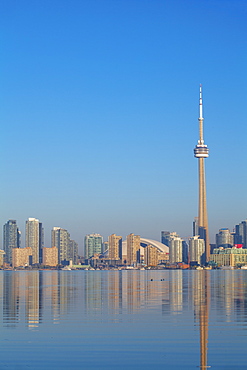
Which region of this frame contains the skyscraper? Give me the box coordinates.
[3,220,21,264]
[26,218,43,264]
[189,235,205,265]
[127,233,140,265]
[51,227,70,264]
[235,220,247,247]
[168,235,183,264]
[194,85,210,262]
[68,239,78,265]
[216,228,234,248]
[84,233,103,260]
[108,234,122,260]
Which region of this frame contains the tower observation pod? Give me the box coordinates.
[194,85,210,263]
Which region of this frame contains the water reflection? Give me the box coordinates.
[195,271,210,369]
[1,270,247,367]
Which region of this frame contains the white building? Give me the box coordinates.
[189,235,205,265]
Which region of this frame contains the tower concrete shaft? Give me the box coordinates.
[194,86,210,263]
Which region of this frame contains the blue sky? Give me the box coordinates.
[1,0,246,253]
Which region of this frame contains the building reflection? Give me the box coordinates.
[3,272,20,326]
[0,268,247,360]
[25,272,40,328]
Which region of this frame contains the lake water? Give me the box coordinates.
[0,270,247,369]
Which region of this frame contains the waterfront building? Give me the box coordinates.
[235,220,247,248]
[0,250,5,267]
[161,231,183,263]
[52,227,70,264]
[12,247,32,268]
[168,236,183,264]
[144,244,158,266]
[84,233,103,260]
[194,85,210,262]
[127,233,140,265]
[3,220,21,264]
[68,239,78,265]
[108,234,122,260]
[210,247,247,267]
[26,218,43,264]
[42,247,58,267]
[189,236,205,265]
[216,228,234,248]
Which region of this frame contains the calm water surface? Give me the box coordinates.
[0,270,247,369]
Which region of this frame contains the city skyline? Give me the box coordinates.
[1,1,246,252]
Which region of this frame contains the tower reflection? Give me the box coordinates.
[198,271,210,369]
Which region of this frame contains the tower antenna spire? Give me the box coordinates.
[194,85,210,263]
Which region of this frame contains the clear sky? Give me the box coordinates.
[1,0,246,254]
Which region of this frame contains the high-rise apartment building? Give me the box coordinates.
[68,239,78,265]
[216,228,234,248]
[84,233,103,260]
[108,234,122,260]
[168,236,183,264]
[189,236,205,265]
[3,220,21,264]
[144,244,158,266]
[127,233,140,265]
[194,85,210,262]
[52,227,70,264]
[26,218,43,264]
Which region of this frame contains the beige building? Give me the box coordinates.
[108,234,122,260]
[0,249,5,267]
[43,247,58,267]
[12,247,32,268]
[127,233,140,265]
[26,218,43,264]
[144,245,158,266]
[210,247,247,267]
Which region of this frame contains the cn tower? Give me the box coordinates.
[194,85,210,263]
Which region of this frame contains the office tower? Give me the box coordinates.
[3,220,21,264]
[127,233,140,265]
[26,218,43,265]
[193,217,199,236]
[216,228,234,248]
[235,220,247,247]
[194,85,210,262]
[144,244,158,266]
[42,247,58,267]
[12,247,32,268]
[182,240,189,264]
[52,227,70,264]
[189,236,205,265]
[68,239,78,265]
[161,231,170,246]
[84,233,103,260]
[108,234,122,260]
